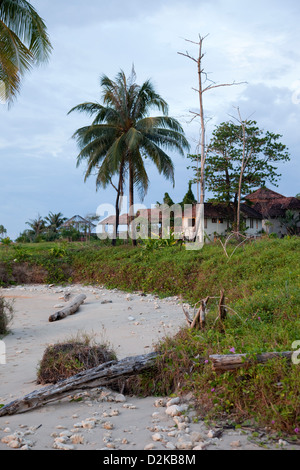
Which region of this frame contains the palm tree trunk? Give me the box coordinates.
[129,160,136,246]
[112,160,125,246]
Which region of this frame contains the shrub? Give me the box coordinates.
[37,333,117,384]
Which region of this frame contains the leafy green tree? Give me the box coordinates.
[188,120,290,226]
[279,210,300,235]
[69,68,189,245]
[0,224,7,239]
[182,181,197,206]
[0,0,52,103]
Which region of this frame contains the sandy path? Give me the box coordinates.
[0,284,298,452]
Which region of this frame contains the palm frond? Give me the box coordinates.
[0,0,52,64]
[0,0,52,102]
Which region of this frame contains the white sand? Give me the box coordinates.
[0,284,298,452]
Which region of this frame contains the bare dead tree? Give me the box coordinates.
[178,34,246,243]
[227,107,255,234]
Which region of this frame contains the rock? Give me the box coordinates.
[278,439,288,446]
[166,441,176,450]
[114,393,126,403]
[71,434,84,445]
[208,428,223,438]
[177,422,187,431]
[165,405,183,417]
[230,440,241,448]
[144,443,155,450]
[82,420,95,429]
[8,439,22,448]
[152,433,163,442]
[154,398,167,407]
[193,441,211,450]
[166,397,180,407]
[190,431,204,444]
[1,435,16,444]
[176,440,193,450]
[53,442,75,450]
[106,442,116,449]
[59,430,72,438]
[103,421,114,430]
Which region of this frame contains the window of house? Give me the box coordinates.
[256,220,259,229]
[204,218,207,229]
[212,218,217,223]
[218,218,223,224]
[250,219,254,229]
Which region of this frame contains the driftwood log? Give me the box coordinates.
[210,351,293,371]
[49,294,87,322]
[0,352,158,417]
[0,349,294,416]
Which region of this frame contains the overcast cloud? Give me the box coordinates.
[1,0,300,239]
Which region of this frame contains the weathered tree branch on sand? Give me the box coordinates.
[49,294,87,322]
[181,295,210,330]
[210,351,293,371]
[0,352,158,416]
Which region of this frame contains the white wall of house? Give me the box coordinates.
[182,217,262,241]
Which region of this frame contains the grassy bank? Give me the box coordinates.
[0,236,299,437]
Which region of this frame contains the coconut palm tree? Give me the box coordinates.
[68,68,190,245]
[0,0,52,103]
[26,214,46,240]
[45,212,67,233]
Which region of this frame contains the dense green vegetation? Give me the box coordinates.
[0,236,299,437]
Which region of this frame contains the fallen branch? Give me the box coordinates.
[49,294,87,322]
[0,352,158,416]
[210,351,293,371]
[180,295,210,330]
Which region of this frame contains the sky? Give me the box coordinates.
[1,0,300,240]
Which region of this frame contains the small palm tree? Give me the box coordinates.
[45,212,67,233]
[26,214,46,239]
[0,0,52,103]
[69,68,190,245]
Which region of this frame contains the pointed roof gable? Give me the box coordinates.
[245,187,284,203]
[245,188,300,217]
